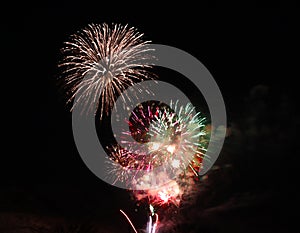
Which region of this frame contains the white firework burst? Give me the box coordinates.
[59,23,155,118]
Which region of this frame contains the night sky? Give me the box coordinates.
[2,7,299,233]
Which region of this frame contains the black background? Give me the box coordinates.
[2,6,299,233]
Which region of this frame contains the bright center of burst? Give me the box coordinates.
[171,159,180,168]
[166,145,176,154]
[150,142,161,151]
[157,182,181,204]
[158,191,170,203]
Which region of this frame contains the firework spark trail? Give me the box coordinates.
[147,215,152,233]
[120,209,159,233]
[151,214,159,233]
[120,209,138,233]
[147,213,159,233]
[59,23,155,119]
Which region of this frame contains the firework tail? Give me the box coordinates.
[120,207,159,233]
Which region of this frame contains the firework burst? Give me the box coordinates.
[120,100,208,176]
[59,23,155,118]
[107,101,209,210]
